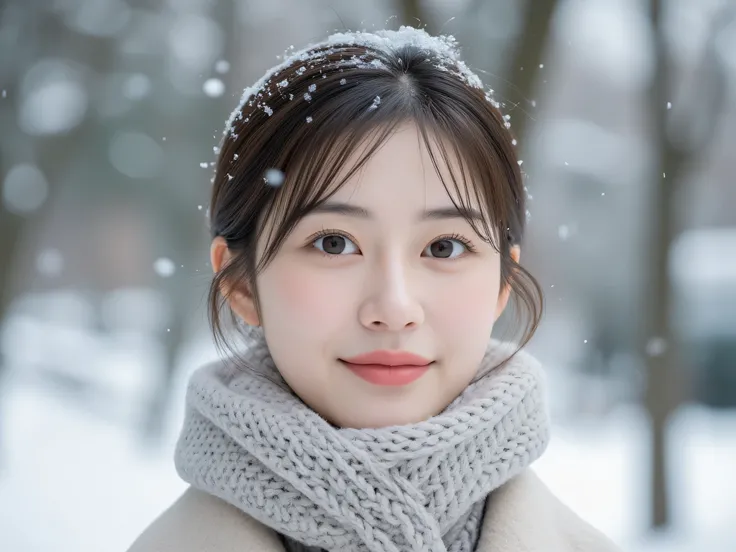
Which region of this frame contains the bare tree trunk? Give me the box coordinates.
[500,0,560,143]
[644,0,731,528]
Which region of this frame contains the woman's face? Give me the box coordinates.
[215,123,517,428]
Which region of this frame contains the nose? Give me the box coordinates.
[357,256,425,332]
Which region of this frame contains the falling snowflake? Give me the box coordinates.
[666,102,672,110]
[308,84,316,92]
[36,248,64,277]
[153,257,176,277]
[306,116,313,123]
[203,78,225,98]
[340,78,347,85]
[646,337,667,357]
[199,162,208,168]
[264,168,285,186]
[303,92,312,101]
[215,60,231,74]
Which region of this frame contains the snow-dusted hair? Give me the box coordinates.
[208,27,543,357]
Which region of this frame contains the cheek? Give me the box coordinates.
[432,263,501,330]
[258,259,354,328]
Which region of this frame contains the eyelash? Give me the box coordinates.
[435,233,477,255]
[306,229,477,258]
[308,228,360,258]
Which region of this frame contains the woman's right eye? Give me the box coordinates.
[312,234,360,255]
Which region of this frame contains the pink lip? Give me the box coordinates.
[340,350,432,386]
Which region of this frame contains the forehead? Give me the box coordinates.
[329,122,477,211]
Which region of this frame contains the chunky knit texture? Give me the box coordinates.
[174,338,550,552]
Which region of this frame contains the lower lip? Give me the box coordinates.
[341,362,430,386]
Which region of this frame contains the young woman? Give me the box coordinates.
[128,26,620,552]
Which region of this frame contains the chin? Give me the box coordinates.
[334,406,435,429]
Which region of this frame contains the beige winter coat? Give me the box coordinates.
[127,469,620,552]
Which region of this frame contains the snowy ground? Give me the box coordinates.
[0,350,735,551]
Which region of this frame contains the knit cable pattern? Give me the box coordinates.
[174,338,550,552]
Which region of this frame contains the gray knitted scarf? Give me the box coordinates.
[174,338,550,552]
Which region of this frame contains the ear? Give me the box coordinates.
[494,245,520,321]
[210,236,261,326]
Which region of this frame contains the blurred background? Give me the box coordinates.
[0,0,735,550]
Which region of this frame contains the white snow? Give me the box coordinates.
[203,78,225,98]
[368,95,381,110]
[558,224,570,241]
[1,164,49,215]
[646,337,667,357]
[223,26,487,137]
[264,168,285,187]
[20,69,88,136]
[153,257,176,278]
[122,73,151,101]
[35,249,64,277]
[215,60,230,74]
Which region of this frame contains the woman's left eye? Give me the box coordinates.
[423,238,470,259]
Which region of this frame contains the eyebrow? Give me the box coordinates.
[309,201,485,223]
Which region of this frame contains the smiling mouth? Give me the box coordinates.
[339,360,432,386]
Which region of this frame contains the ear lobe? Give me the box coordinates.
[494,245,520,321]
[210,237,261,326]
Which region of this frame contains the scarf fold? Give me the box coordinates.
[174,338,551,552]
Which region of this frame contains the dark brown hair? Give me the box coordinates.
[208,29,543,363]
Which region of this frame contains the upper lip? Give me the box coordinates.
[340,350,432,366]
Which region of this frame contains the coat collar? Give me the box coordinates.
[127,470,620,552]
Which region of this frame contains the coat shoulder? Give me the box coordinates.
[478,469,622,552]
[125,487,285,552]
